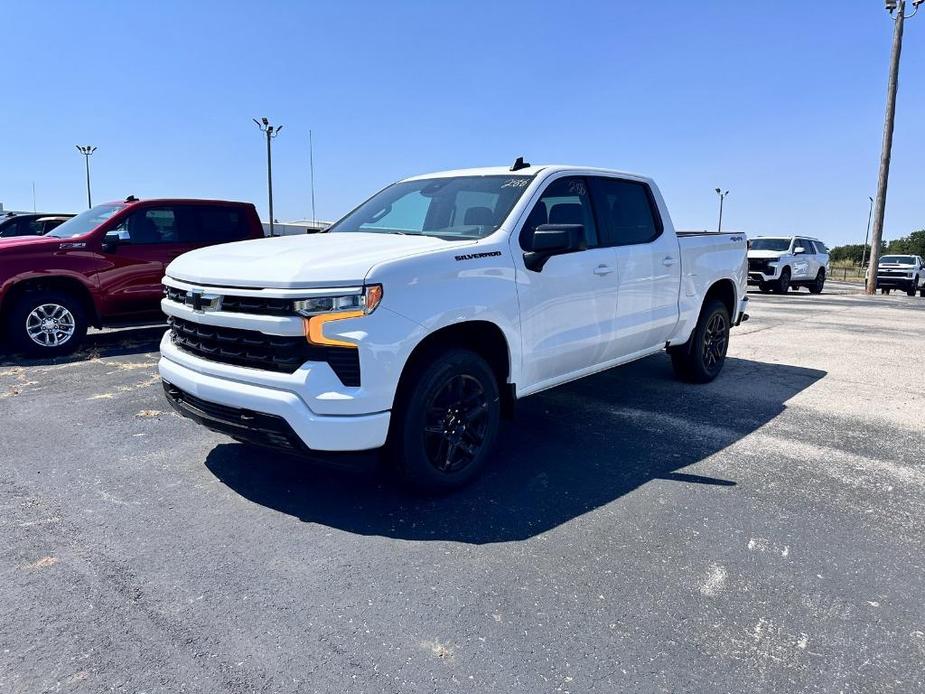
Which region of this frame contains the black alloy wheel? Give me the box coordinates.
[702,311,728,372]
[423,374,491,474]
[389,348,501,492]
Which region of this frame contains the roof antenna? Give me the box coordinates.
[510,156,530,172]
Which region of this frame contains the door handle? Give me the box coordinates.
[662,256,676,267]
[593,264,615,276]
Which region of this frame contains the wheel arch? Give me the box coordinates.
[0,275,100,327]
[393,320,515,417]
[702,278,737,319]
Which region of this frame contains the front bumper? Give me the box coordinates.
[875,276,914,289]
[158,353,391,452]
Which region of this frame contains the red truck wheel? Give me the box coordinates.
[6,290,87,357]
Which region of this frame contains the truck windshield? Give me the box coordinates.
[327,175,534,240]
[47,203,125,239]
[879,256,915,265]
[748,238,791,252]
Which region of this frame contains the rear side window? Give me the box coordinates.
[187,206,252,243]
[520,176,598,249]
[588,177,661,246]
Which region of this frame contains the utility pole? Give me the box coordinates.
[867,0,922,294]
[253,118,283,236]
[76,145,97,208]
[714,188,729,232]
[860,196,874,269]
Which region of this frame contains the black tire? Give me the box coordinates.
[808,269,826,294]
[388,349,501,492]
[757,282,771,293]
[919,286,925,298]
[773,268,791,294]
[5,290,87,356]
[882,287,891,295]
[906,284,917,297]
[669,299,730,384]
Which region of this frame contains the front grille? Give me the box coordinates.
[165,286,293,316]
[748,259,774,274]
[878,269,909,277]
[163,381,305,451]
[168,316,360,386]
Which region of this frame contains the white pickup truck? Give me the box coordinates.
[158,162,749,490]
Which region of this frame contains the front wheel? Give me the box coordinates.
[388,349,501,492]
[670,299,731,384]
[773,268,791,294]
[882,287,891,295]
[906,283,917,297]
[5,290,87,356]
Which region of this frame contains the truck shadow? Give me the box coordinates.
[0,324,165,367]
[204,355,826,544]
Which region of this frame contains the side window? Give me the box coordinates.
[519,176,597,250]
[113,207,180,244]
[186,206,251,244]
[588,177,661,246]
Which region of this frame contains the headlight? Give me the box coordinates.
[295,285,383,348]
[294,284,383,317]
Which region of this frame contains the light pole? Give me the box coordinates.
[860,196,874,270]
[253,117,283,236]
[714,188,729,232]
[866,0,922,294]
[75,145,97,208]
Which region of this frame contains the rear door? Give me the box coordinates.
[97,205,193,317]
[588,176,681,356]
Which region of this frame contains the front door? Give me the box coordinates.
[97,205,192,318]
[514,176,620,391]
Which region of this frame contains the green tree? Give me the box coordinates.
[884,230,925,256]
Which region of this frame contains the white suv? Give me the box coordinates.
[870,255,925,296]
[747,236,829,294]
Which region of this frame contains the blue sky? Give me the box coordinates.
[2,1,923,246]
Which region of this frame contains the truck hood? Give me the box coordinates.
[747,249,787,260]
[166,232,475,288]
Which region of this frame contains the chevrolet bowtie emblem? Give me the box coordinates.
[185,289,221,313]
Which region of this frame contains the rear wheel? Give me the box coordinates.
[5,290,87,356]
[388,349,501,492]
[808,269,826,294]
[670,299,730,384]
[773,268,791,294]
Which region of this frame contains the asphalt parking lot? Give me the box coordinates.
[1,283,923,693]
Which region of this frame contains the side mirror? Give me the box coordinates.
[102,231,121,252]
[794,246,806,255]
[523,224,585,272]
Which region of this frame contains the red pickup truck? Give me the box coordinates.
[0,197,265,356]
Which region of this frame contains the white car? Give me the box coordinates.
[158,162,749,490]
[747,236,829,294]
[870,255,925,296]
